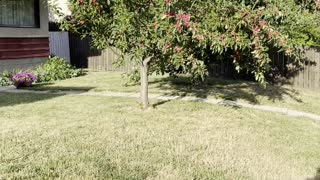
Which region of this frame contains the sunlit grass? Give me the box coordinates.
[0,93,320,179]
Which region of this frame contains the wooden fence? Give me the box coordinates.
[288,48,320,90]
[206,48,320,91]
[69,34,90,68]
[69,35,134,71]
[88,48,134,72]
[68,35,320,91]
[49,32,71,63]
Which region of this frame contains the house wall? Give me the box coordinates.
[0,0,49,72]
[0,1,49,38]
[0,58,47,72]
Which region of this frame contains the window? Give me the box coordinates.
[0,0,39,28]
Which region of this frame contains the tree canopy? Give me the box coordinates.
[62,0,320,108]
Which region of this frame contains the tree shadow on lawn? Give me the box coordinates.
[306,168,320,180]
[152,76,302,105]
[0,92,63,108]
[28,83,95,92]
[0,85,95,108]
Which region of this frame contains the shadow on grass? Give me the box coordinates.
[0,85,95,108]
[0,93,63,108]
[150,76,302,105]
[27,83,95,92]
[152,100,172,108]
[12,74,303,108]
[306,168,320,180]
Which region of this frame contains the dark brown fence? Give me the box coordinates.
[69,34,90,69]
[69,35,320,91]
[69,35,133,71]
[87,48,134,72]
[207,48,320,91]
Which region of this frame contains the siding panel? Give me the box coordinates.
[0,37,49,60]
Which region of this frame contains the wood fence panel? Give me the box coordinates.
[282,47,320,91]
[314,48,320,90]
[69,35,90,68]
[49,32,70,63]
[316,48,320,90]
[84,46,320,91]
[314,48,319,90]
[68,35,320,91]
[291,55,299,87]
[303,50,308,89]
[310,49,316,90]
[87,47,134,72]
[299,55,305,89]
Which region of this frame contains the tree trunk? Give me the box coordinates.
[140,57,151,109]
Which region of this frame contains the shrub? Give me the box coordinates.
[10,72,37,89]
[0,71,14,87]
[34,56,84,83]
[0,76,11,87]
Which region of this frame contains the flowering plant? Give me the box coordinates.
[10,72,37,89]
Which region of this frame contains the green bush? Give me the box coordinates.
[34,56,84,83]
[0,71,13,86]
[0,77,11,87]
[0,57,84,86]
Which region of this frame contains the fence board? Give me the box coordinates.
[317,48,320,90]
[303,50,308,89]
[86,47,134,72]
[49,32,70,63]
[310,49,316,90]
[316,48,320,90]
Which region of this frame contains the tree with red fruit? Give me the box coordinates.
[63,0,207,108]
[63,0,320,109]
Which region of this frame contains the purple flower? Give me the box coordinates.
[10,72,37,88]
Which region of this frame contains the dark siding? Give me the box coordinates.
[0,38,49,60]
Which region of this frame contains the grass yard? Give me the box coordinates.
[0,92,320,179]
[29,71,320,115]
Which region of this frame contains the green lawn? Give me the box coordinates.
[29,71,320,115]
[0,92,320,179]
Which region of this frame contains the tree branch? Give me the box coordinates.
[143,56,152,66]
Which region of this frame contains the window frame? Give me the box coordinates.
[0,0,40,28]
